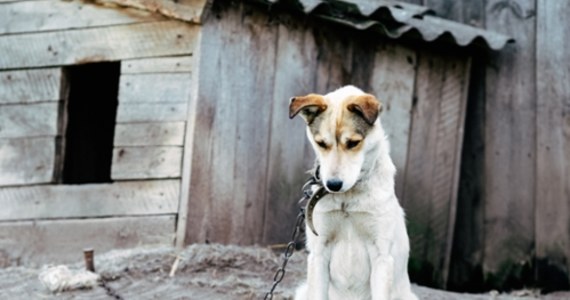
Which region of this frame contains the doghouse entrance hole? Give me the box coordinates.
[61,62,120,183]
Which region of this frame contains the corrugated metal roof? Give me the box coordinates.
[255,0,513,50]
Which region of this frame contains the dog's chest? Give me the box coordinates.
[318,202,378,292]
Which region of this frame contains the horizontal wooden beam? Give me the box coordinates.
[114,122,185,146]
[94,0,207,24]
[0,215,175,266]
[0,179,180,220]
[0,102,59,138]
[119,73,192,103]
[121,56,193,74]
[0,68,62,104]
[0,0,161,36]
[111,146,183,179]
[116,102,188,122]
[0,21,199,69]
[0,137,55,186]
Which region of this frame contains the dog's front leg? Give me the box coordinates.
[306,243,330,300]
[368,244,394,300]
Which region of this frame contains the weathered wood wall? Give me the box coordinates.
[400,0,570,292]
[183,2,471,288]
[0,0,199,266]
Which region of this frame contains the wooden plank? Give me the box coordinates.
[535,0,570,290]
[119,73,192,103]
[0,102,59,138]
[0,0,161,36]
[404,53,444,284]
[430,56,470,288]
[368,43,416,200]
[483,0,536,288]
[0,68,62,104]
[116,102,188,123]
[185,7,237,245]
[262,23,319,245]
[175,35,201,248]
[228,9,276,245]
[0,215,175,266]
[0,137,55,186]
[0,21,199,69]
[403,52,469,287]
[114,122,185,146]
[95,0,207,24]
[186,4,278,245]
[0,180,180,221]
[121,56,193,74]
[111,146,183,179]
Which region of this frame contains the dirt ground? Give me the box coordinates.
[1,244,568,300]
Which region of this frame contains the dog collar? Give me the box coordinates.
[301,165,329,236]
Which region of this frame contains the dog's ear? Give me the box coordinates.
[346,93,382,126]
[289,94,327,124]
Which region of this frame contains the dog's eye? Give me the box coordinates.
[316,140,328,149]
[346,140,361,149]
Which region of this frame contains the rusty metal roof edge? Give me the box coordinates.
[253,0,514,50]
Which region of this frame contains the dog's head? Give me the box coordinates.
[289,85,383,193]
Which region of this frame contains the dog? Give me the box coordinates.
[289,85,418,300]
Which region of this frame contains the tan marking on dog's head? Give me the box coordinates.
[345,94,382,126]
[289,93,327,124]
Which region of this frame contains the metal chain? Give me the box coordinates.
[264,168,323,300]
[99,279,124,300]
[264,208,306,300]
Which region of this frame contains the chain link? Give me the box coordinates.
[264,208,306,300]
[99,280,125,300]
[264,168,324,299]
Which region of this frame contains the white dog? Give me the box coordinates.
[289,85,418,300]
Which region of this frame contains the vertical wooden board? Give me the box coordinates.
[0,102,59,138]
[118,73,192,103]
[535,0,570,290]
[114,122,186,146]
[116,102,188,122]
[186,5,233,243]
[313,27,353,94]
[0,21,199,69]
[484,0,536,288]
[403,52,444,285]
[121,56,193,74]
[406,54,470,288]
[230,8,277,245]
[426,56,469,288]
[367,43,416,200]
[0,68,62,104]
[111,146,183,179]
[262,22,319,245]
[449,55,487,291]
[0,216,175,266]
[187,3,278,245]
[0,137,55,186]
[0,0,160,35]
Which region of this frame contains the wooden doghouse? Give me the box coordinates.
[0,0,205,266]
[0,0,511,288]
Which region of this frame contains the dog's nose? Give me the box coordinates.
[326,179,343,192]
